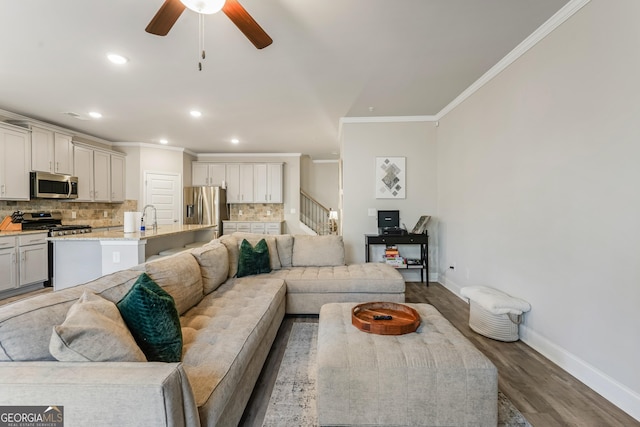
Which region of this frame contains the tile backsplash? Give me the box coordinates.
[0,200,137,228]
[229,203,283,221]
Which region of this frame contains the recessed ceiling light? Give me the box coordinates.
[107,53,128,65]
[88,111,102,119]
[190,110,202,118]
[231,138,240,144]
[159,139,169,145]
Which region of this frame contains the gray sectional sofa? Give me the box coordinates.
[0,233,404,427]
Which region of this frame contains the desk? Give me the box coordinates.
[365,233,429,284]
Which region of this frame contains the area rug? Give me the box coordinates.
[262,322,531,427]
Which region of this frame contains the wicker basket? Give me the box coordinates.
[468,301,522,342]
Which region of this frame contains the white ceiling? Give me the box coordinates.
[0,0,568,159]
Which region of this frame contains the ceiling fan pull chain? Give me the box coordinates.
[198,13,205,71]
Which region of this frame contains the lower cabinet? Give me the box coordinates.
[222,221,283,236]
[0,233,48,294]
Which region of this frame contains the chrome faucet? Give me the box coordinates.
[141,205,158,232]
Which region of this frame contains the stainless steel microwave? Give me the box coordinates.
[30,172,78,199]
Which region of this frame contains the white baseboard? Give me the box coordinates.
[436,276,640,422]
[519,325,640,422]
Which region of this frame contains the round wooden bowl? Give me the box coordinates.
[352,302,421,335]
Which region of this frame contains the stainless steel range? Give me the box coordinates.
[21,212,92,286]
[21,212,92,236]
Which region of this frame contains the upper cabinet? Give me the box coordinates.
[31,126,73,175]
[73,143,125,203]
[110,154,125,202]
[192,162,226,186]
[254,163,283,203]
[0,123,30,201]
[225,163,255,203]
[92,150,111,202]
[193,161,284,203]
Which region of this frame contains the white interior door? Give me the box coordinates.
[144,172,181,225]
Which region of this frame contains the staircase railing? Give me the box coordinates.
[300,190,333,235]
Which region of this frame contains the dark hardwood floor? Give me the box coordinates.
[240,282,640,427]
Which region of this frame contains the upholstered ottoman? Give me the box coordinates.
[317,303,498,426]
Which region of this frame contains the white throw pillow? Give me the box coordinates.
[50,291,146,362]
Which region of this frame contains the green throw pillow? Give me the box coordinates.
[116,273,183,362]
[237,238,272,278]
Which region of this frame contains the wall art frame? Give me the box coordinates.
[375,156,406,199]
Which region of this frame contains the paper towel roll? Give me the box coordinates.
[124,212,140,233]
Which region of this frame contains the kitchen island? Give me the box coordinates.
[49,224,215,291]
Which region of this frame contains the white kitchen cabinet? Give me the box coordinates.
[18,234,48,287]
[0,238,17,292]
[110,154,125,202]
[54,133,73,174]
[0,123,30,201]
[93,150,111,202]
[265,222,283,235]
[192,162,226,186]
[0,233,47,292]
[73,145,94,201]
[222,222,237,234]
[30,126,73,174]
[250,223,266,234]
[254,163,283,203]
[74,144,125,202]
[226,164,254,203]
[222,221,283,235]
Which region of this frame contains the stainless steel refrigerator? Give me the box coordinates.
[184,186,229,236]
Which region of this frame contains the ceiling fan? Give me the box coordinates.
[145,0,272,50]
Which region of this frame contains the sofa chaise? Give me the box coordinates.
[0,233,404,426]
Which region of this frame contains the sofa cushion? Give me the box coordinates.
[232,232,281,270]
[191,242,229,295]
[141,252,203,315]
[274,234,294,267]
[237,239,272,278]
[268,263,405,294]
[50,291,146,362]
[180,277,286,411]
[292,235,345,267]
[117,273,183,363]
[219,235,239,278]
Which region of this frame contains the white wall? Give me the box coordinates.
[341,121,438,280]
[300,156,340,211]
[117,144,186,210]
[436,0,640,418]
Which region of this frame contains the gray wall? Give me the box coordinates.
[436,0,640,418]
[341,121,437,281]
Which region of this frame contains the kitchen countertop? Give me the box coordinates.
[223,220,284,222]
[48,224,215,241]
[0,229,51,236]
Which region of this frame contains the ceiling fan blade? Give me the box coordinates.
[146,0,186,36]
[222,0,273,49]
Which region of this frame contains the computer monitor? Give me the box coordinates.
[377,210,399,229]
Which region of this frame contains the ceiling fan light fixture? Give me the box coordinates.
[180,0,225,14]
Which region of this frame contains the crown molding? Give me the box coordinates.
[340,115,438,124]
[113,141,188,153]
[196,152,302,159]
[436,0,591,120]
[0,108,114,146]
[312,159,339,164]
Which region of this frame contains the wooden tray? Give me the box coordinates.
[352,302,420,335]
